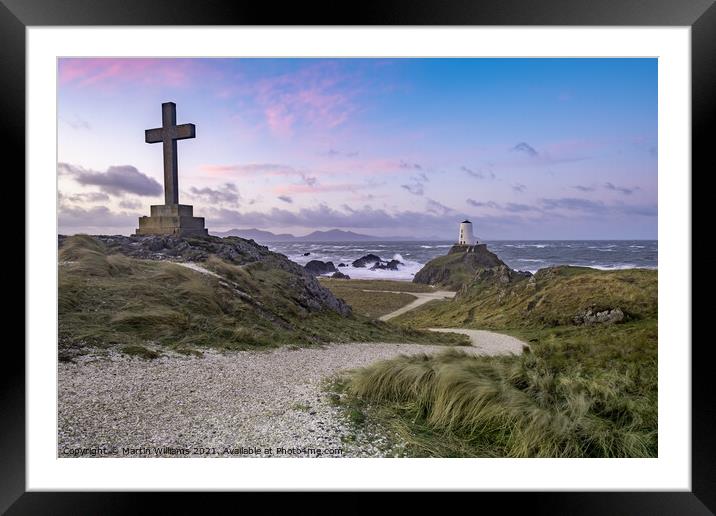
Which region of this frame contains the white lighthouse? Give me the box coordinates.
[458,220,475,245]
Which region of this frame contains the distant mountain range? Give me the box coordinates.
[211,228,436,242]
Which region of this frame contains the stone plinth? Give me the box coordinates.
[136,204,208,237]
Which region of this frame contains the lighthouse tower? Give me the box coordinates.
[458,220,475,245]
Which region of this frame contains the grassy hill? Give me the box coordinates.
[333,266,658,457]
[398,265,657,330]
[58,235,466,360]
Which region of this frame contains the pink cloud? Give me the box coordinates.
[59,58,200,89]
[198,156,413,183]
[275,181,382,195]
[264,104,296,137]
[199,163,298,177]
[252,63,358,136]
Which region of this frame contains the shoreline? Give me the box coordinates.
[314,263,658,283]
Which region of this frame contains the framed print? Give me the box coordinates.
[4,0,712,512]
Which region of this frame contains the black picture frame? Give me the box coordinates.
[4,0,711,513]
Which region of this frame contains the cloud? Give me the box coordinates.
[540,197,606,213]
[323,148,359,158]
[573,185,596,192]
[401,182,424,196]
[200,163,297,176]
[201,163,320,190]
[58,205,139,229]
[60,163,162,197]
[62,191,110,203]
[620,204,657,217]
[58,58,200,90]
[202,203,531,240]
[189,183,240,205]
[461,165,495,180]
[467,199,500,209]
[61,115,91,130]
[512,183,527,193]
[399,160,423,170]
[300,173,318,187]
[504,203,535,212]
[426,198,453,216]
[512,142,539,157]
[276,182,380,195]
[467,199,536,213]
[467,196,656,220]
[540,197,656,218]
[253,63,357,136]
[205,203,477,233]
[119,199,143,210]
[278,195,293,204]
[604,182,638,195]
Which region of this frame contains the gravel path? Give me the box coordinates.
[428,328,526,355]
[58,330,525,459]
[58,342,480,458]
[373,290,457,321]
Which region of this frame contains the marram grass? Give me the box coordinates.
[343,340,656,457]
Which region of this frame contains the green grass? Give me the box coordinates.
[333,266,658,457]
[319,285,417,319]
[320,277,447,319]
[59,235,467,357]
[395,266,656,329]
[120,344,161,360]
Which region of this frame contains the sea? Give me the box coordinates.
[264,240,658,281]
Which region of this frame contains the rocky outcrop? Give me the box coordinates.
[573,307,625,325]
[352,254,382,268]
[74,233,275,264]
[352,253,404,271]
[331,271,351,279]
[472,264,532,285]
[304,260,337,275]
[413,244,508,289]
[64,234,351,316]
[370,259,403,271]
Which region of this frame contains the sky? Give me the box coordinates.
[57,58,657,239]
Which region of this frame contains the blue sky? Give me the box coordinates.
[58,58,657,239]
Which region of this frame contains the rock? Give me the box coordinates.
[338,263,347,267]
[331,271,351,279]
[573,307,625,325]
[352,254,382,268]
[303,252,311,256]
[413,244,510,289]
[370,259,403,271]
[304,260,337,275]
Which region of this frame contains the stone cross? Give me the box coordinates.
[145,102,196,205]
